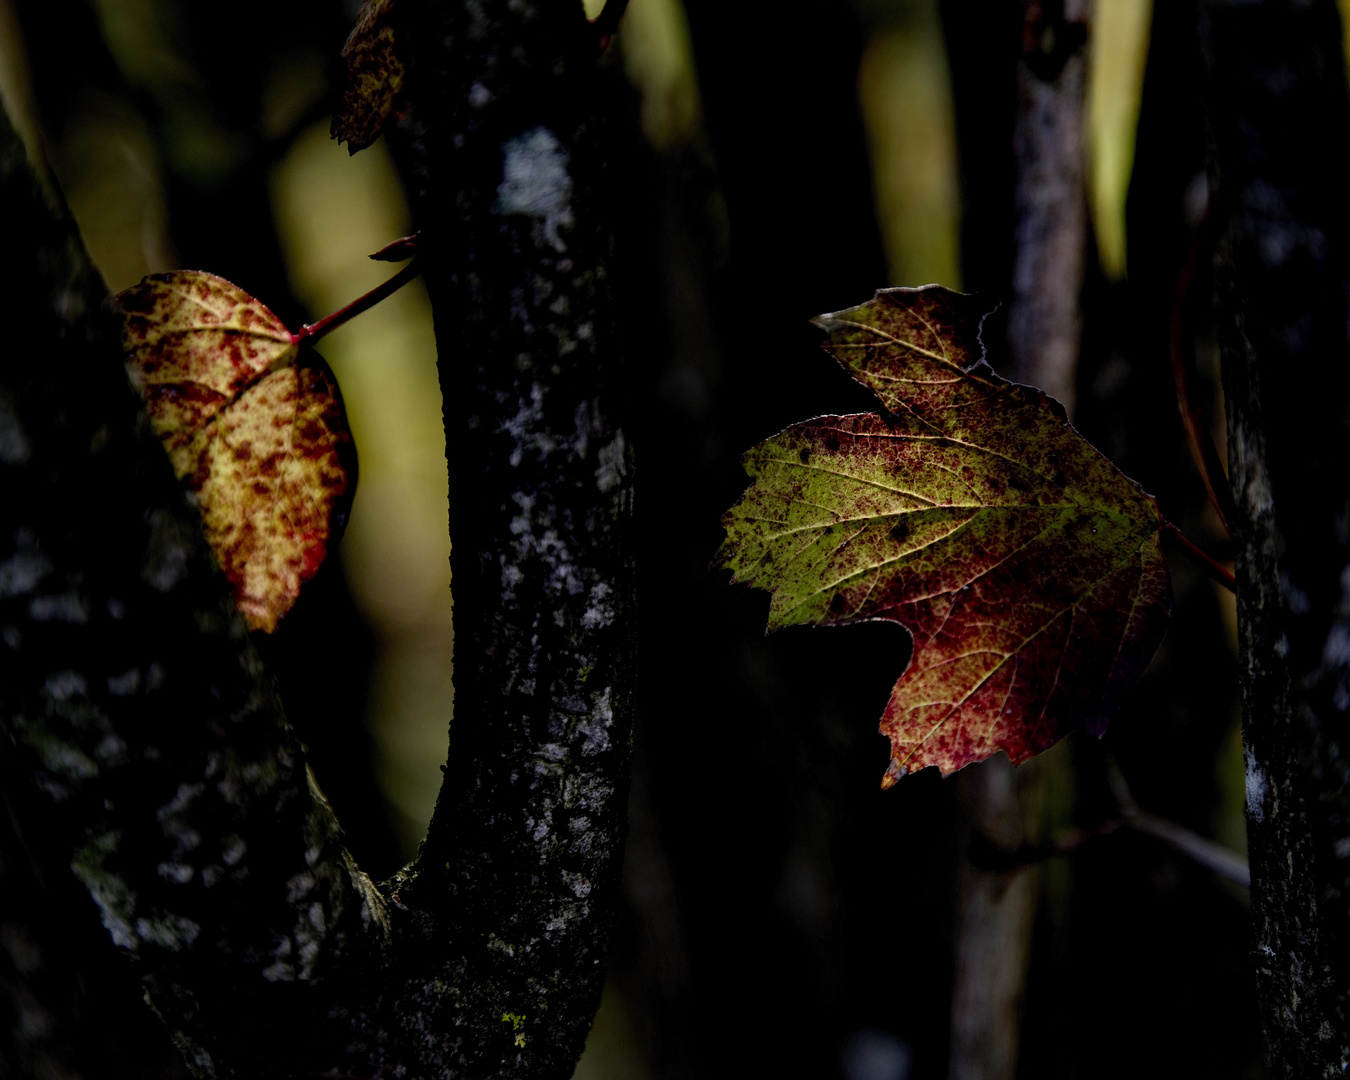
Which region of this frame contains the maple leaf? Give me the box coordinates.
[112,271,355,633]
[331,0,405,153]
[718,286,1171,783]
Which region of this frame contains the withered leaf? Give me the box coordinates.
[113,271,354,633]
[718,287,1171,782]
[331,0,405,153]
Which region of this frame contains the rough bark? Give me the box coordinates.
[0,0,635,1074]
[376,0,636,1074]
[1005,0,1090,412]
[1199,1,1350,1074]
[0,99,391,1080]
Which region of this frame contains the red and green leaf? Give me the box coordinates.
[718,287,1171,783]
[113,271,354,633]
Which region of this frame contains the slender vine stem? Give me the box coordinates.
[1161,520,1236,594]
[1170,212,1237,535]
[981,759,1250,888]
[291,259,421,346]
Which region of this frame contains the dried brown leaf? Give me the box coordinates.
[331,0,405,153]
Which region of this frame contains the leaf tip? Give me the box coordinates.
[880,758,906,789]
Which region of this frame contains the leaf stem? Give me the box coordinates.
[985,760,1250,888]
[292,260,421,346]
[1161,521,1236,594]
[1104,760,1249,887]
[1170,211,1237,535]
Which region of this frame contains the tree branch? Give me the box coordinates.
[1199,0,1350,1071]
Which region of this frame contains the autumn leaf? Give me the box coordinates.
[718,286,1171,783]
[112,271,355,633]
[331,0,405,153]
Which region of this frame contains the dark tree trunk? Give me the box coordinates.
[376,1,637,1074]
[0,0,635,1075]
[1200,1,1350,1074]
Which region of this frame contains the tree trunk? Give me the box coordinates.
[0,0,635,1075]
[1200,1,1350,1074]
[376,1,637,1074]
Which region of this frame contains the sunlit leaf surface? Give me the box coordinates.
[113,271,354,632]
[719,287,1171,782]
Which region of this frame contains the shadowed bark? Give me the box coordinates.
[1200,0,1350,1074]
[0,0,635,1075]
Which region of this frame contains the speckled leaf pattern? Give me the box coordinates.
[331,0,405,153]
[113,272,354,632]
[719,287,1171,782]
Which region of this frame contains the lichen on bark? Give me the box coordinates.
[4,0,635,1077]
[1200,0,1350,1072]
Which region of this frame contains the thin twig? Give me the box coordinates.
[1170,213,1237,535]
[1105,760,1250,888]
[1161,521,1237,594]
[978,759,1250,889]
[292,260,421,346]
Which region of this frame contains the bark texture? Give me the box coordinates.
[377,0,636,1074]
[1005,0,1090,412]
[1200,1,1350,1074]
[0,101,389,1080]
[0,0,635,1074]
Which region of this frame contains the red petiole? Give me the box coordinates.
[1161,521,1236,594]
[291,259,421,347]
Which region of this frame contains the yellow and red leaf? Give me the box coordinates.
[114,271,354,633]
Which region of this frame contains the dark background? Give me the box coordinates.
[4,0,1260,1075]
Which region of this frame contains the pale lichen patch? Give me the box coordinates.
[157,862,196,885]
[71,833,139,950]
[0,548,52,597]
[286,870,317,903]
[469,80,493,108]
[107,668,142,696]
[495,127,575,253]
[220,834,247,866]
[42,670,88,703]
[563,772,614,814]
[94,733,128,765]
[502,383,556,467]
[157,782,206,822]
[142,509,193,592]
[575,686,613,756]
[1246,744,1268,823]
[595,431,627,494]
[36,740,98,781]
[262,959,297,983]
[580,582,614,630]
[29,592,89,623]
